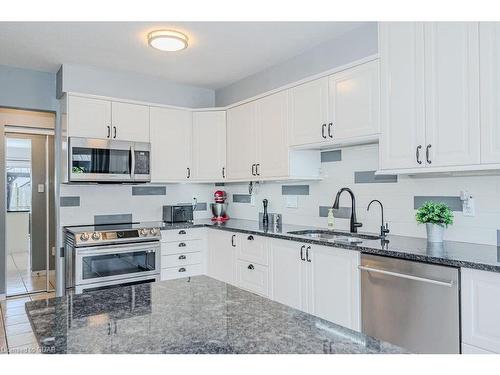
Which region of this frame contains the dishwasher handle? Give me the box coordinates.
[358,265,455,288]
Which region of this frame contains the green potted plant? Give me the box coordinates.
[416,201,454,243]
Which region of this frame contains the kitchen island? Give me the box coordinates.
[25,275,405,354]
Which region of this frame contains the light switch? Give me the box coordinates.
[286,195,298,209]
[37,184,45,193]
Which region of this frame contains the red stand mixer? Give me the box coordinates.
[211,190,229,222]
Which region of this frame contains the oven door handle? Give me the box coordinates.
[130,145,136,181]
[75,242,159,256]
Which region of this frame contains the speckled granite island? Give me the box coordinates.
[25,276,405,354]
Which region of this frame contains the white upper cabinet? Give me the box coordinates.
[226,101,257,180]
[111,102,150,142]
[289,77,329,146]
[480,22,500,164]
[149,107,192,182]
[68,96,111,139]
[255,91,289,179]
[67,95,150,142]
[328,60,380,141]
[424,22,480,167]
[192,111,226,181]
[379,22,426,170]
[379,22,481,172]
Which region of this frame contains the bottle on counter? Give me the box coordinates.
[327,208,335,229]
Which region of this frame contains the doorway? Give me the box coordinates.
[4,132,55,296]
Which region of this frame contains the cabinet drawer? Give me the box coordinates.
[161,240,203,256]
[162,252,202,268]
[236,260,269,297]
[161,228,203,242]
[161,264,202,280]
[238,234,268,265]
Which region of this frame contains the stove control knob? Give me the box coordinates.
[80,233,89,242]
[140,228,149,236]
[91,232,101,241]
[150,228,159,236]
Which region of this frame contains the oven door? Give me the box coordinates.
[74,241,160,287]
[69,137,151,183]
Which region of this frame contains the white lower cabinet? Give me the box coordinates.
[461,268,500,354]
[236,260,269,297]
[207,230,238,285]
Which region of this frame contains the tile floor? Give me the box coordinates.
[7,251,55,296]
[0,292,55,354]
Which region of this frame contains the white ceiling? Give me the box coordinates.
[0,22,368,89]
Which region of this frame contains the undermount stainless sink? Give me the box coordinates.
[287,230,381,243]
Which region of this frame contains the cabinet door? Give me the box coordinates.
[256,91,289,178]
[192,111,226,181]
[424,22,480,167]
[111,102,150,142]
[328,60,380,141]
[289,77,329,146]
[68,96,111,139]
[270,239,306,311]
[226,102,257,180]
[479,22,500,164]
[149,107,192,182]
[207,230,237,285]
[307,245,360,331]
[462,268,500,354]
[379,22,426,170]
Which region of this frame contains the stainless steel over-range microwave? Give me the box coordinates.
[69,137,151,183]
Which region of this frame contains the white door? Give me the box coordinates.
[68,96,111,139]
[306,245,360,331]
[111,102,150,142]
[424,22,480,167]
[289,77,329,146]
[149,107,192,182]
[207,230,237,285]
[255,91,289,178]
[479,22,500,164]
[226,102,257,180]
[270,239,306,311]
[462,268,500,354]
[328,60,380,141]
[192,111,226,181]
[379,22,426,170]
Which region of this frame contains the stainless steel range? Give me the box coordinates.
[64,222,161,294]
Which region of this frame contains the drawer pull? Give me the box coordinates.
[178,242,186,247]
[178,267,186,273]
[178,255,186,260]
[178,230,186,235]
[247,264,254,270]
[247,235,254,241]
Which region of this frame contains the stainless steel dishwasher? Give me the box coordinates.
[360,254,460,354]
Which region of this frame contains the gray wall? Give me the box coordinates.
[59,64,216,108]
[215,23,378,106]
[0,65,58,112]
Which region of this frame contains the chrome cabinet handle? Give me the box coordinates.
[426,144,432,164]
[358,265,454,287]
[321,123,327,139]
[416,145,422,164]
[300,245,306,261]
[328,122,333,138]
[247,264,254,270]
[178,255,186,260]
[255,164,260,176]
[178,230,186,235]
[247,235,254,241]
[107,126,111,138]
[306,246,311,262]
[231,234,236,247]
[178,267,186,272]
[178,242,186,247]
[113,126,117,139]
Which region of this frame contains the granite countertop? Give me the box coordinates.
[25,276,406,354]
[160,219,500,273]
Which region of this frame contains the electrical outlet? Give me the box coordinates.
[250,195,255,206]
[286,195,298,209]
[463,197,475,217]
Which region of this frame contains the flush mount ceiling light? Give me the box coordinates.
[148,30,188,52]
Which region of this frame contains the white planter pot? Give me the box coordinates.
[426,223,445,243]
